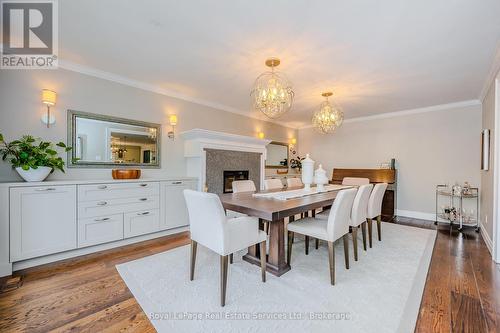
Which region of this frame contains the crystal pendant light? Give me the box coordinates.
[312,92,344,134]
[251,58,294,119]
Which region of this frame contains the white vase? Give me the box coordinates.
[314,164,328,192]
[15,166,52,182]
[301,154,315,190]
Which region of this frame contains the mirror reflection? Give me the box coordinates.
[68,111,161,168]
[266,141,289,169]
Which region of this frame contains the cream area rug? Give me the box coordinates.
[116,222,436,333]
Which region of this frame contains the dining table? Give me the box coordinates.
[219,185,348,276]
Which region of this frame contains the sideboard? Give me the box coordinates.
[0,177,197,277]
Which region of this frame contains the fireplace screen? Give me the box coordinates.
[223,170,249,193]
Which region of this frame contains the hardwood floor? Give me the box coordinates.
[0,219,498,332]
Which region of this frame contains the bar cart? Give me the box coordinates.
[435,184,479,232]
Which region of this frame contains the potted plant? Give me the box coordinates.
[0,134,72,182]
[290,156,304,172]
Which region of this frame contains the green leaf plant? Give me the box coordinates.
[0,134,73,173]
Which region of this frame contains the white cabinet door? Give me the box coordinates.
[78,214,124,248]
[10,185,77,261]
[124,209,160,238]
[161,180,197,230]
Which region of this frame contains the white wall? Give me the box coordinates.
[0,69,297,181]
[299,104,482,219]
[481,79,497,252]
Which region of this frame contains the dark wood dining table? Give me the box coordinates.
[219,187,341,276]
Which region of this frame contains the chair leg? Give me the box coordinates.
[287,231,294,264]
[315,238,319,249]
[190,240,197,281]
[352,227,358,261]
[305,235,310,255]
[220,255,228,307]
[343,234,349,269]
[328,241,335,285]
[260,241,267,282]
[229,253,233,264]
[361,222,367,251]
[377,215,382,241]
[367,218,373,248]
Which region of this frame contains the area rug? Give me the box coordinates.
[116,222,436,333]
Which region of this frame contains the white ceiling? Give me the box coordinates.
[59,0,500,128]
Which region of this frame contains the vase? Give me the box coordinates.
[314,164,328,192]
[301,154,315,190]
[15,166,52,182]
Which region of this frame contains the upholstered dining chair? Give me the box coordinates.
[232,180,256,193]
[348,184,373,260]
[183,189,267,306]
[286,177,303,188]
[287,188,357,285]
[366,183,388,247]
[264,178,284,191]
[342,177,370,186]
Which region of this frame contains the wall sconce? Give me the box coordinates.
[168,115,177,139]
[258,132,265,139]
[41,89,56,128]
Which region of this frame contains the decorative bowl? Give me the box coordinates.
[112,169,141,179]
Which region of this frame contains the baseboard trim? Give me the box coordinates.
[480,227,494,256]
[396,209,435,221]
[11,226,189,273]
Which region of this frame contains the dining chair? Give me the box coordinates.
[366,183,388,247]
[349,184,373,261]
[232,180,256,193]
[264,178,284,190]
[183,189,267,306]
[342,177,370,186]
[287,188,357,285]
[286,177,303,188]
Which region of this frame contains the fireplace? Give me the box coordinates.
[223,170,249,193]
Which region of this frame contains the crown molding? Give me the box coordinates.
[298,99,481,129]
[479,43,500,101]
[57,60,296,129]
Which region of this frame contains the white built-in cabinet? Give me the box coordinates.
[10,185,77,261]
[161,180,197,230]
[6,178,196,265]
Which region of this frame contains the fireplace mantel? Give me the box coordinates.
[180,129,271,191]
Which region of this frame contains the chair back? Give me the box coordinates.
[368,183,388,218]
[286,177,303,188]
[342,177,370,186]
[264,178,283,190]
[232,180,256,193]
[183,189,226,253]
[326,188,357,241]
[350,184,373,226]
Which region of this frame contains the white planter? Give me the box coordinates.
[15,166,52,182]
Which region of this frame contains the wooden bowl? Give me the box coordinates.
[112,169,141,179]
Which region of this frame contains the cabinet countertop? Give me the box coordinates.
[0,177,198,188]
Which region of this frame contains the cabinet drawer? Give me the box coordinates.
[78,195,160,218]
[78,214,124,248]
[78,182,159,202]
[124,209,160,238]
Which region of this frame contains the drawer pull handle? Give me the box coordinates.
[139,198,148,201]
[94,217,110,222]
[137,211,150,216]
[172,181,182,185]
[97,201,108,206]
[97,185,108,190]
[139,184,148,187]
[36,188,56,191]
